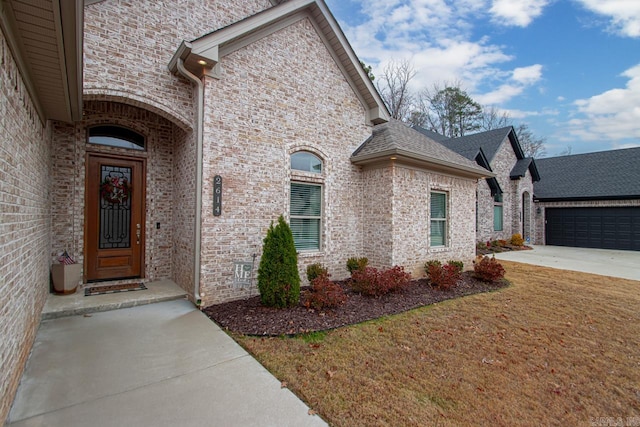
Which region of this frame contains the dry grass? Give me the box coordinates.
[236,262,640,426]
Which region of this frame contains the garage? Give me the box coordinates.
[545,207,640,251]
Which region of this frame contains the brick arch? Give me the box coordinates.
[83,91,193,133]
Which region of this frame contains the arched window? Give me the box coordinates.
[290,151,324,251]
[291,151,322,174]
[88,126,145,151]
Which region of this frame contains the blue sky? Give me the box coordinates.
[324,0,640,156]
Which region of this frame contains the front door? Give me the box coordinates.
[86,154,145,281]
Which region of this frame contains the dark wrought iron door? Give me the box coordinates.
[86,154,145,281]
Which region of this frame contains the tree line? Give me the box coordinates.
[369,59,549,158]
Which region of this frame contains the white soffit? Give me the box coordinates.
[0,0,82,122]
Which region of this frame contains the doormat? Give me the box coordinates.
[84,283,147,296]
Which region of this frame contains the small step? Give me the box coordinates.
[42,279,188,320]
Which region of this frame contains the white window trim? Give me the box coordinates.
[430,190,448,248]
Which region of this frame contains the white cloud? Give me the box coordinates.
[575,0,640,37]
[489,0,549,27]
[568,64,640,141]
[512,65,543,84]
[474,64,543,104]
[335,0,542,105]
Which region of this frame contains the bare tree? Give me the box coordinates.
[557,145,572,156]
[376,59,416,121]
[515,123,547,158]
[481,106,511,131]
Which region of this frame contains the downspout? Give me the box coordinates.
[176,58,203,307]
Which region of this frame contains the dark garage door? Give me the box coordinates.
[546,207,640,251]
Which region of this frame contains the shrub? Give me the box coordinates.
[306,263,328,283]
[304,273,347,310]
[257,215,300,308]
[350,265,411,296]
[447,260,464,273]
[473,256,506,283]
[346,257,369,275]
[427,263,461,290]
[510,233,525,246]
[424,260,442,274]
[497,239,507,247]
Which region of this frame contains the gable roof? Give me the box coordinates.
[0,0,83,122]
[441,126,522,162]
[351,120,493,179]
[534,147,640,201]
[168,0,389,125]
[414,125,541,182]
[511,157,540,181]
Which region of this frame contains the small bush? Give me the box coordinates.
[306,263,328,283]
[447,260,464,273]
[473,256,506,283]
[424,260,442,274]
[510,233,525,246]
[350,265,411,296]
[304,273,347,310]
[427,263,461,290]
[257,215,300,308]
[346,257,369,275]
[497,239,507,247]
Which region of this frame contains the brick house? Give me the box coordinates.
[1,0,491,420]
[415,126,540,244]
[533,148,640,251]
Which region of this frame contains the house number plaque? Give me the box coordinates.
[213,175,222,216]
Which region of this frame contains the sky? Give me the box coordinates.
[324,0,640,156]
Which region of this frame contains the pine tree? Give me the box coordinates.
[257,215,300,308]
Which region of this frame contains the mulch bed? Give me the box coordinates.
[202,272,508,336]
[476,244,533,256]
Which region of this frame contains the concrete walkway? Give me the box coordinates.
[493,245,640,281]
[7,299,327,427]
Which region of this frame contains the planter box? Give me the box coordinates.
[51,264,82,295]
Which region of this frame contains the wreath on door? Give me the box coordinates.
[100,176,131,204]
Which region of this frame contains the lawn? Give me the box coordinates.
[235,261,640,426]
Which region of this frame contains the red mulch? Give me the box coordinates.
[202,272,508,336]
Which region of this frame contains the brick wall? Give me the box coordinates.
[0,30,52,424]
[198,18,371,304]
[477,139,535,244]
[362,165,394,268]
[83,0,273,134]
[391,165,478,277]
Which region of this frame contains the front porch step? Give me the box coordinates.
[42,279,189,320]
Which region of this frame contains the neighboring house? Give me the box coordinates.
[0,0,490,421]
[414,126,540,244]
[533,148,640,251]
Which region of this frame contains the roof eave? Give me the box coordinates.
[351,149,495,179]
[534,195,640,202]
[0,0,84,123]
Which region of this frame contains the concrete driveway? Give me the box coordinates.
[493,245,640,281]
[8,299,327,427]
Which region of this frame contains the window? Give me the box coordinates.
[494,192,503,231]
[291,151,322,174]
[430,191,447,246]
[290,183,322,251]
[88,126,145,151]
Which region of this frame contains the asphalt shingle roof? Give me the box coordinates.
[534,147,640,201]
[439,127,515,162]
[352,120,490,176]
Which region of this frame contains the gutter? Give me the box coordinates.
[176,58,204,307]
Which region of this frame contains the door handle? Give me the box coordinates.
[136,224,141,245]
